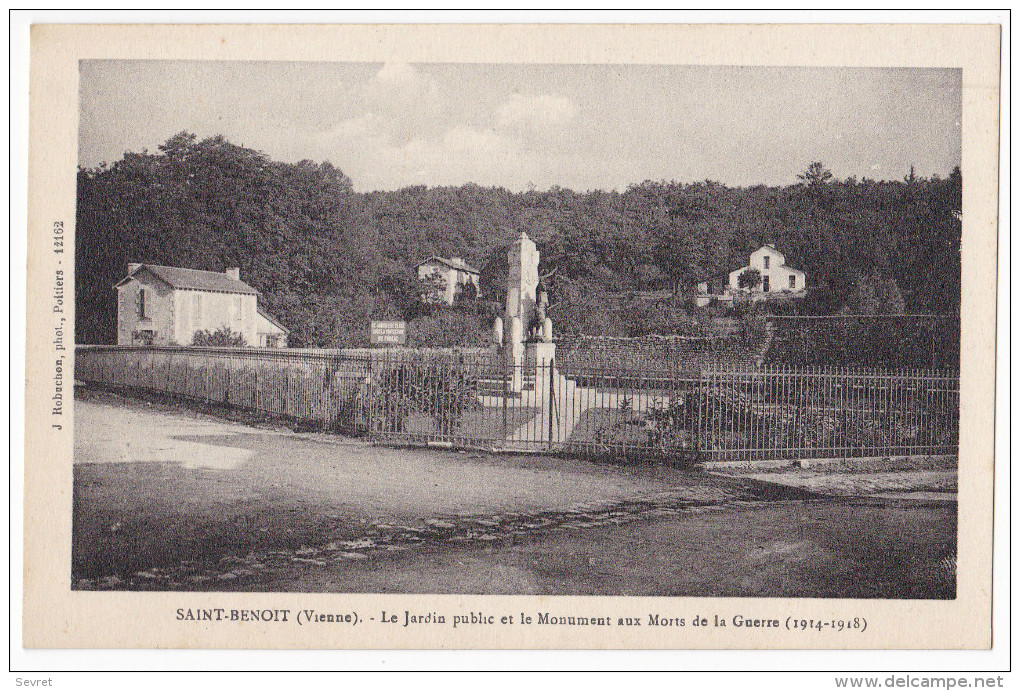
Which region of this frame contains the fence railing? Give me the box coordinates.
[75,346,959,463]
[694,362,959,461]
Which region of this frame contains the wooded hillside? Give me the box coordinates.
[76,133,962,347]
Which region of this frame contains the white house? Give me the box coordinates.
[416,256,480,305]
[727,244,806,296]
[256,307,290,348]
[114,263,287,347]
[695,245,806,305]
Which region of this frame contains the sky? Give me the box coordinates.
[78,61,961,193]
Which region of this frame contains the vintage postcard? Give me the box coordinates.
[21,22,1000,651]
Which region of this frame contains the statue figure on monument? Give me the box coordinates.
[527,280,549,342]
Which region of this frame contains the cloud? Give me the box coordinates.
[495,93,578,142]
[317,107,642,192]
[313,78,674,191]
[366,63,445,129]
[440,126,516,156]
[326,113,387,144]
[317,85,585,189]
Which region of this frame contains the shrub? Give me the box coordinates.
[406,309,495,348]
[622,298,700,337]
[737,268,762,291]
[192,326,247,347]
[370,359,481,436]
[739,311,769,350]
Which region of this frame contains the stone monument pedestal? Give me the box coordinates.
[527,340,557,442]
[526,340,556,372]
[505,316,524,392]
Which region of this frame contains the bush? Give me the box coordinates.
[192,326,247,347]
[739,311,769,351]
[622,298,700,337]
[370,359,481,436]
[764,315,959,368]
[407,309,493,348]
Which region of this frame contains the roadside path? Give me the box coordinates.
[72,390,957,595]
[75,485,816,591]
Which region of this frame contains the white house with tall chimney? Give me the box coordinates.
[416,256,480,305]
[114,263,289,347]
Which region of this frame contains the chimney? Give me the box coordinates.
[225,267,241,281]
[128,263,142,274]
[450,257,463,267]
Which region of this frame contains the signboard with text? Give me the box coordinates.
[370,320,407,346]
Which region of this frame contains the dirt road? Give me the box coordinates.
[252,499,957,599]
[72,390,957,598]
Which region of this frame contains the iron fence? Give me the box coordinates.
[75,346,959,463]
[694,362,959,461]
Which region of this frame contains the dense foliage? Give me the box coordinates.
[370,360,481,437]
[77,133,962,347]
[764,315,959,369]
[191,327,247,347]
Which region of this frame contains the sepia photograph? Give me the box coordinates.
[71,60,962,598]
[17,21,1001,657]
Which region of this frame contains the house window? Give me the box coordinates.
[192,293,202,322]
[763,256,770,269]
[762,276,770,292]
[137,288,148,318]
[233,296,242,326]
[789,275,797,289]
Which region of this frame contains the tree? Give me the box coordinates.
[846,274,882,315]
[75,133,962,346]
[737,268,762,292]
[798,161,834,188]
[879,278,907,314]
[418,269,448,305]
[453,279,478,306]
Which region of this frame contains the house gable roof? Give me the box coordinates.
[256,307,290,334]
[115,264,260,296]
[752,244,786,261]
[416,256,480,275]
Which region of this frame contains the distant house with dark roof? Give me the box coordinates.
[415,256,480,305]
[114,263,287,347]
